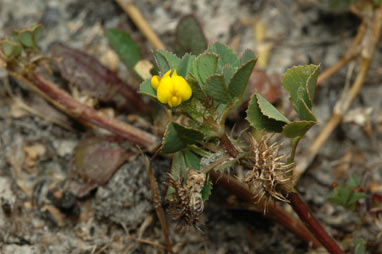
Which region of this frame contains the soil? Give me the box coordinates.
[0,0,381,253]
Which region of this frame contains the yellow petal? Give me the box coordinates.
[173,75,192,101]
[157,76,173,103]
[151,75,160,90]
[168,96,182,108]
[163,69,171,78]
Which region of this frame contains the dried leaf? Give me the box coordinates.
[50,43,148,113]
[68,136,132,197]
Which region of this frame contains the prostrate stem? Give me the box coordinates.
[209,171,322,249]
[288,192,344,254]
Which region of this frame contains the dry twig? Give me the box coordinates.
[316,21,366,86]
[294,5,382,181]
[139,148,173,253]
[114,0,165,50]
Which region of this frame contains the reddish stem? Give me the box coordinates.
[289,192,344,254]
[220,133,239,158]
[209,171,321,248]
[10,71,159,150]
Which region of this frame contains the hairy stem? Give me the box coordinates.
[288,192,344,254]
[220,133,239,158]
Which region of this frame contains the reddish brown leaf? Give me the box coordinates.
[68,136,134,197]
[50,43,149,113]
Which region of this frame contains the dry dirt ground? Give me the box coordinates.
[0,0,381,253]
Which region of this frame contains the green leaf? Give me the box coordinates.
[1,40,22,58]
[157,49,181,70]
[175,15,207,57]
[184,150,200,170]
[282,65,320,111]
[181,97,208,123]
[176,53,195,78]
[246,93,289,133]
[354,238,366,254]
[208,42,240,72]
[346,175,361,188]
[201,178,213,201]
[167,151,188,200]
[228,57,257,98]
[283,121,316,138]
[187,76,206,101]
[193,52,218,85]
[328,175,366,210]
[18,31,34,48]
[170,151,187,180]
[347,192,367,207]
[241,49,257,65]
[32,24,43,43]
[105,28,142,71]
[293,97,317,122]
[306,65,320,103]
[139,79,157,100]
[204,74,232,104]
[153,51,170,74]
[324,0,357,12]
[222,64,235,85]
[161,122,204,153]
[328,187,352,207]
[257,93,290,123]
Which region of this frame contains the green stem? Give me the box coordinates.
[219,104,234,126]
[188,145,211,157]
[202,157,231,174]
[287,137,301,164]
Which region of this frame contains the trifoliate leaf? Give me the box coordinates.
[282,65,320,116]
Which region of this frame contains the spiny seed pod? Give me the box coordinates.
[166,169,206,232]
[244,134,294,213]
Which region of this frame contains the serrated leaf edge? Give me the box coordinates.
[282,120,316,138]
[228,57,257,98]
[305,64,320,104]
[256,93,289,123]
[245,93,286,132]
[204,73,232,104]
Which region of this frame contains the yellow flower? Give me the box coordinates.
[151,69,192,108]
